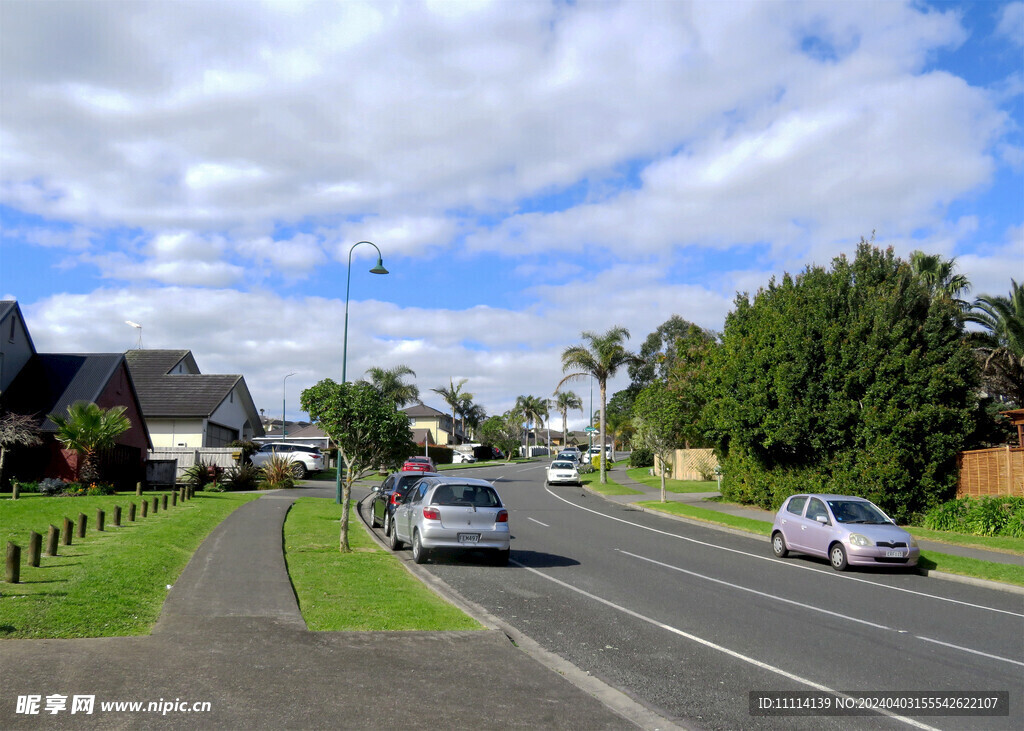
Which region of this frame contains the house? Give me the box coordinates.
[0,301,152,486]
[124,349,264,448]
[402,403,462,445]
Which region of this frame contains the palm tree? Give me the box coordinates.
[551,391,583,449]
[49,401,132,482]
[558,327,637,483]
[432,378,470,444]
[463,402,487,441]
[966,280,1024,406]
[514,395,548,455]
[605,409,634,453]
[364,365,420,408]
[909,250,971,312]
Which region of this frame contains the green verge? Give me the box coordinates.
[625,468,719,493]
[906,527,1024,555]
[283,498,483,631]
[580,470,644,496]
[0,492,257,639]
[636,500,1024,587]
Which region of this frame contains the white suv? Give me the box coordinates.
[250,442,324,479]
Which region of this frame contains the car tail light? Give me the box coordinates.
[496,510,508,523]
[422,506,440,520]
[389,492,400,505]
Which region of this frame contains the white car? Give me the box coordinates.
[250,442,324,479]
[588,445,614,463]
[451,450,477,464]
[546,459,581,486]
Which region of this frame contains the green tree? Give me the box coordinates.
[479,412,525,462]
[514,395,549,454]
[633,382,685,502]
[966,279,1024,407]
[708,242,978,521]
[301,380,413,551]
[462,402,487,440]
[559,327,638,483]
[628,315,706,391]
[662,326,719,448]
[49,402,132,483]
[551,391,583,448]
[909,250,971,312]
[431,378,470,445]
[364,364,421,408]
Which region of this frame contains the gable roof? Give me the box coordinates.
[402,403,448,419]
[124,349,198,379]
[0,300,36,353]
[3,353,135,432]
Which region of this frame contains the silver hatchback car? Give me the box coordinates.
[389,476,510,565]
[771,494,920,571]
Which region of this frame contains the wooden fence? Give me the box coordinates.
[956,446,1024,498]
[148,448,240,481]
[653,448,719,481]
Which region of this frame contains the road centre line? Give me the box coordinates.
[509,558,938,731]
[618,549,1024,669]
[527,517,551,528]
[544,486,1024,619]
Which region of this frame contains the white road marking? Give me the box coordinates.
[619,549,1024,669]
[527,517,551,528]
[544,486,1024,619]
[510,558,939,731]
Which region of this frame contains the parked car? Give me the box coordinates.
[250,442,324,479]
[770,494,920,571]
[588,445,614,463]
[555,450,582,464]
[367,470,441,534]
[389,475,510,565]
[546,459,581,486]
[402,455,437,472]
[451,448,477,464]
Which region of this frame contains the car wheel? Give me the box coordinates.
[491,549,510,566]
[368,503,379,528]
[771,531,789,558]
[412,532,429,564]
[291,462,307,479]
[388,523,403,550]
[830,543,849,571]
[383,512,391,536]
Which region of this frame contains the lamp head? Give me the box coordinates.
[370,256,389,275]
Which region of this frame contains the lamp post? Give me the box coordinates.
[337,241,389,503]
[282,372,296,439]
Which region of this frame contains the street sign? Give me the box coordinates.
[584,426,597,433]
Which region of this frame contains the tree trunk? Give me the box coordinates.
[660,460,667,503]
[599,382,608,483]
[338,457,354,552]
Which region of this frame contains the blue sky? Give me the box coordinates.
[1,0,1021,429]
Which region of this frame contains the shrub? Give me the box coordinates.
[259,455,295,490]
[183,460,222,491]
[62,482,116,497]
[965,497,1017,537]
[921,496,1024,537]
[629,447,654,468]
[922,498,971,532]
[39,478,69,496]
[222,463,263,492]
[12,480,40,494]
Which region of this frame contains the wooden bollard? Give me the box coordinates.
[6,542,20,583]
[171,492,177,507]
[141,500,148,518]
[152,497,159,514]
[28,531,41,567]
[96,509,105,532]
[62,517,73,545]
[113,505,122,527]
[46,525,59,557]
[129,503,136,521]
[77,513,87,538]
[162,495,168,510]
[136,481,143,496]
[12,481,20,500]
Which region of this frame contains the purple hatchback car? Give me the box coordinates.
[771,494,919,571]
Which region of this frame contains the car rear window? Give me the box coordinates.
[432,484,501,507]
[551,462,575,470]
[394,475,423,495]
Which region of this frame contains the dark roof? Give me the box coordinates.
[0,300,37,355]
[403,403,448,418]
[2,353,126,432]
[124,350,196,379]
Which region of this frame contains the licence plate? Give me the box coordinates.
[458,533,480,544]
[885,550,904,558]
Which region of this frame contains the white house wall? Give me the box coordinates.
[210,385,256,441]
[147,418,205,448]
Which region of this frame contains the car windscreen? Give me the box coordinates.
[827,500,890,524]
[431,484,501,507]
[551,462,575,470]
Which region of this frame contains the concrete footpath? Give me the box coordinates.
[0,488,643,730]
[599,467,1024,570]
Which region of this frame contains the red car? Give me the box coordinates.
[402,455,437,472]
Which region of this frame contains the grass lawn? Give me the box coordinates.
[283,498,483,631]
[580,470,644,496]
[626,468,719,493]
[636,500,1024,587]
[0,491,257,639]
[907,527,1024,555]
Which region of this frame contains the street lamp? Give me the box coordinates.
[125,320,143,349]
[337,241,389,503]
[282,372,296,439]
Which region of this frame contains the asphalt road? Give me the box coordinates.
[367,461,1024,731]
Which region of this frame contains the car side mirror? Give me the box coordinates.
[815,515,828,525]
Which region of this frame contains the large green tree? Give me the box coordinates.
[49,402,131,483]
[301,380,412,551]
[632,382,685,502]
[708,242,977,521]
[559,327,638,483]
[966,279,1024,407]
[364,364,421,408]
[514,395,549,454]
[479,412,525,462]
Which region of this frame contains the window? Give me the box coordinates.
[805,498,829,523]
[786,496,807,516]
